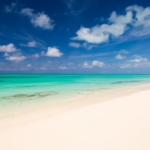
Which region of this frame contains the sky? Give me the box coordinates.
[0,0,150,74]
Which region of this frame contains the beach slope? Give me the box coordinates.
[0,89,150,150]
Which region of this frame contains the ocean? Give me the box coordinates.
[0,74,150,114]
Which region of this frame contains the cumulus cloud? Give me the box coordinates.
[5,54,26,62]
[0,43,17,53]
[82,43,96,50]
[109,11,133,25]
[83,60,105,68]
[115,54,124,60]
[0,43,26,62]
[44,47,63,57]
[83,62,91,68]
[21,8,54,30]
[72,26,110,44]
[92,60,105,67]
[119,49,129,54]
[72,23,126,44]
[72,5,150,44]
[4,2,17,13]
[120,55,149,68]
[115,49,128,60]
[69,42,81,48]
[126,5,150,27]
[128,55,148,63]
[33,53,40,58]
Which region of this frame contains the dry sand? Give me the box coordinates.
[0,87,150,150]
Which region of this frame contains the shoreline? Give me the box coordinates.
[1,83,150,128]
[0,84,150,149]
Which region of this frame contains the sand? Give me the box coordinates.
[0,87,150,150]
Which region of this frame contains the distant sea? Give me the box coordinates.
[0,74,150,114]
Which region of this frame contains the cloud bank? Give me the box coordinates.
[0,43,26,62]
[83,60,105,68]
[72,5,150,44]
[5,54,26,62]
[120,55,149,68]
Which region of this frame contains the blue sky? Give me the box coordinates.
[0,0,150,73]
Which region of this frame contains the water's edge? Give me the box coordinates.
[0,74,150,115]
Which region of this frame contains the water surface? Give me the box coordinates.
[0,74,150,113]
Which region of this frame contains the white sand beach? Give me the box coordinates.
[0,86,150,150]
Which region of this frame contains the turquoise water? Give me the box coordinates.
[0,74,150,113]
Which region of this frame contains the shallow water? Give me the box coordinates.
[0,74,150,113]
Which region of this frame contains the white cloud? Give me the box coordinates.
[115,50,128,60]
[83,60,105,68]
[92,60,105,67]
[72,23,126,44]
[126,5,150,27]
[45,47,63,57]
[4,53,9,57]
[0,43,26,62]
[20,41,36,47]
[33,53,39,58]
[128,27,150,37]
[128,55,148,63]
[120,55,149,68]
[115,54,124,60]
[5,54,26,62]
[83,62,91,68]
[69,42,95,50]
[27,41,36,47]
[120,61,150,68]
[59,66,68,70]
[119,49,129,54]
[21,8,54,30]
[27,64,31,67]
[69,42,81,48]
[21,8,33,16]
[120,63,134,68]
[0,43,17,53]
[72,26,109,44]
[82,43,96,50]
[72,5,150,44]
[4,2,17,13]
[109,11,133,25]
